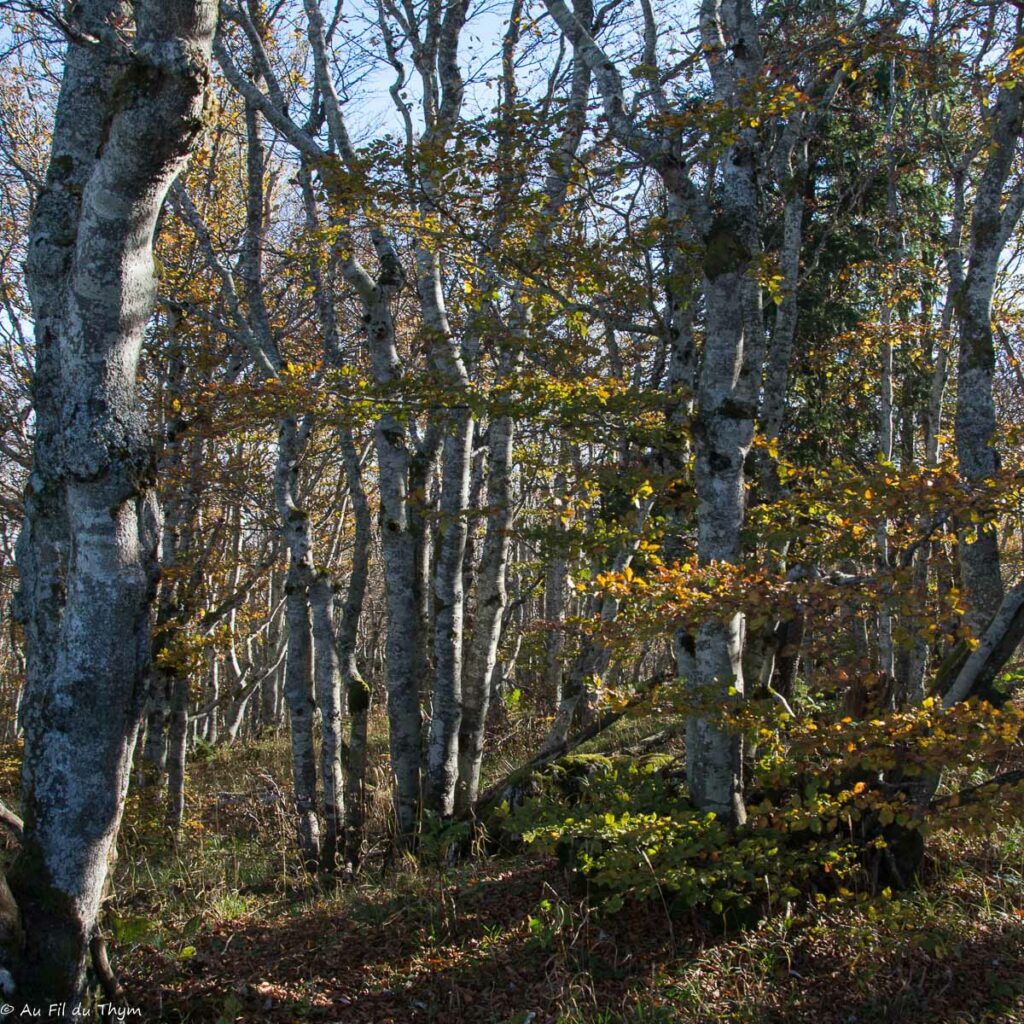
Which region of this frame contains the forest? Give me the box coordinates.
[0,0,1022,1019]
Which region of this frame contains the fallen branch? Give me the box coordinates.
[0,800,23,843]
[928,768,1024,813]
[89,929,125,1005]
[470,673,668,821]
[943,577,1024,707]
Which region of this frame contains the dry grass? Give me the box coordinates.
[66,733,1023,1024]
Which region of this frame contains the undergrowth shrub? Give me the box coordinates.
[509,754,860,919]
[504,692,1024,921]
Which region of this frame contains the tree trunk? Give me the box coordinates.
[165,673,189,829]
[455,399,516,814]
[283,572,321,871]
[310,577,344,871]
[426,406,473,817]
[262,572,286,732]
[11,0,216,1008]
[142,676,170,783]
[688,255,758,825]
[953,83,1023,634]
[340,431,372,868]
[376,411,425,840]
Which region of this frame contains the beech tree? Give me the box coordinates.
[0,0,1021,1009]
[10,0,216,1008]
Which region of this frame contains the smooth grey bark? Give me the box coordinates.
[143,680,170,780]
[426,403,473,817]
[223,641,288,744]
[283,568,321,871]
[294,4,429,838]
[208,508,246,748]
[310,576,344,871]
[953,83,1024,635]
[174,90,340,867]
[943,576,1024,708]
[422,308,473,817]
[144,622,172,785]
[144,412,205,791]
[204,651,221,745]
[261,572,287,731]
[165,674,189,828]
[685,0,764,827]
[12,0,216,1008]
[340,432,372,867]
[740,57,844,708]
[757,172,805,455]
[454,396,515,814]
[462,428,487,607]
[899,154,966,705]
[376,410,426,840]
[351,0,478,821]
[272,416,327,872]
[297,166,373,868]
[384,0,474,821]
[689,255,755,825]
[339,211,426,843]
[876,61,919,701]
[899,288,956,707]
[875,154,901,695]
[756,58,844,462]
[411,426,442,691]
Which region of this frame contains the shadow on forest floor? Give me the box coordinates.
[121,851,1024,1024]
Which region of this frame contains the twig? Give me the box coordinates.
[928,768,1024,813]
[0,799,23,842]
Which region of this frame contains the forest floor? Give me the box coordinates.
[3,724,1024,1024]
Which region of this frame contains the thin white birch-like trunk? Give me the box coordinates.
[454,1,591,811]
[262,572,287,731]
[297,166,374,868]
[282,565,321,871]
[455,391,516,814]
[875,77,903,697]
[310,577,344,870]
[218,4,426,843]
[176,90,344,866]
[900,287,955,706]
[165,675,190,828]
[339,432,373,867]
[389,0,475,820]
